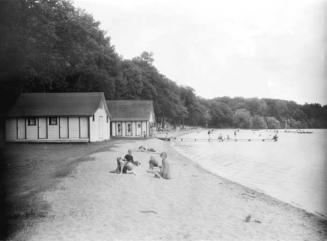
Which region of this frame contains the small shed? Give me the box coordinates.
[107,100,155,137]
[5,92,110,142]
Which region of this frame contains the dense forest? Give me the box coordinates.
[0,0,326,129]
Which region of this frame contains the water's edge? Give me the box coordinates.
[169,130,327,220]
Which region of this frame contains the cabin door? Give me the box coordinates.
[80,117,88,138]
[59,117,68,138]
[142,122,147,137]
[17,118,25,139]
[136,122,141,136]
[126,122,132,136]
[116,122,122,136]
[38,117,47,139]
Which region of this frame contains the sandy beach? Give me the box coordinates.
[12,138,327,241]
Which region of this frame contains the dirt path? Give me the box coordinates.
[12,139,327,241]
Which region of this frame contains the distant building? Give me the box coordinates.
[5,92,110,142]
[107,100,155,137]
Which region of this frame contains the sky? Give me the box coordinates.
[73,0,327,105]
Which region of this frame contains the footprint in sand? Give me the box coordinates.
[140,210,158,214]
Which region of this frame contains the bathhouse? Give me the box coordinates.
[107,100,155,137]
[5,92,110,142]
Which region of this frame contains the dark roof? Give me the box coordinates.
[7,92,109,117]
[107,100,155,121]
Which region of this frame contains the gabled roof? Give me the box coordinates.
[7,92,109,117]
[107,100,155,121]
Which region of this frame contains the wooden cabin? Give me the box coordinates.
[5,92,110,142]
[107,100,155,138]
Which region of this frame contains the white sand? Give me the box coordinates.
[15,139,326,241]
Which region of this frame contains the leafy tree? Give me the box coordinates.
[209,101,233,127]
[266,117,281,129]
[251,115,267,129]
[233,109,252,128]
[0,0,326,130]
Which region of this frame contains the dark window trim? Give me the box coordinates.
[126,122,132,136]
[49,117,57,125]
[136,122,141,136]
[116,122,122,136]
[28,117,36,126]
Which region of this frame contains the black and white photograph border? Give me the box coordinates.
[0,0,326,240]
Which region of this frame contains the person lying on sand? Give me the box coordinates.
[147,152,171,179]
[139,145,146,151]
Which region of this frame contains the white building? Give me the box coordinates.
[107,100,155,138]
[5,92,110,142]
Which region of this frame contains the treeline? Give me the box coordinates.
[0,0,326,129]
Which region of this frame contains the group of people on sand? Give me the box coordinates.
[112,149,171,179]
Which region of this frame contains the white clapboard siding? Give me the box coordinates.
[89,106,110,142]
[112,122,116,136]
[98,116,104,140]
[132,122,136,136]
[122,122,126,136]
[17,118,26,139]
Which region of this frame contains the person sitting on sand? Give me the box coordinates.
[113,157,136,175]
[147,152,171,179]
[149,156,160,169]
[124,149,141,166]
[125,149,134,163]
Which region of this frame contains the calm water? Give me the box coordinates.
[172,129,327,218]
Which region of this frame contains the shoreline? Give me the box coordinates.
[171,141,327,221]
[13,137,327,241]
[171,128,327,220]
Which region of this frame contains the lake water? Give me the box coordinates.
[172,129,327,218]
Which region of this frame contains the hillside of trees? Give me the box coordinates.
[0,0,326,129]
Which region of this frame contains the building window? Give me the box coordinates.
[138,123,141,128]
[92,115,95,121]
[106,115,109,123]
[127,123,132,135]
[28,117,36,126]
[49,117,57,125]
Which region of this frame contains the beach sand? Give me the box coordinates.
[13,138,327,241]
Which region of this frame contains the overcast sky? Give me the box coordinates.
[74,0,327,105]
